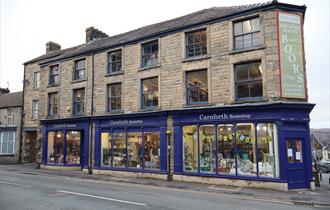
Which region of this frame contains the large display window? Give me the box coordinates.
[99,129,161,171]
[218,124,235,175]
[181,122,279,178]
[46,130,81,165]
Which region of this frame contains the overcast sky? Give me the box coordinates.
[0,0,329,128]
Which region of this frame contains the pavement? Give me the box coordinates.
[1,164,330,209]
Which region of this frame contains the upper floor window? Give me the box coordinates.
[49,65,59,85]
[74,59,86,80]
[107,83,121,111]
[141,41,158,68]
[48,92,58,116]
[235,61,263,100]
[186,70,208,104]
[32,100,39,119]
[5,109,14,125]
[108,50,122,74]
[33,72,40,89]
[73,88,85,115]
[186,30,207,58]
[234,17,261,50]
[141,77,158,109]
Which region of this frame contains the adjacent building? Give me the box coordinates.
[0,91,23,163]
[311,128,330,161]
[22,1,315,190]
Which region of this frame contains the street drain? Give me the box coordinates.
[294,201,314,206]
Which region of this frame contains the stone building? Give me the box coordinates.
[0,91,23,163]
[22,1,314,190]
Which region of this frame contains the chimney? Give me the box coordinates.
[46,41,61,54]
[86,27,108,43]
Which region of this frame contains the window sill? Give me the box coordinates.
[45,115,60,119]
[229,45,266,55]
[105,110,124,114]
[105,71,124,77]
[71,79,87,84]
[184,102,213,108]
[47,84,60,88]
[30,118,39,121]
[140,107,161,112]
[0,154,15,156]
[182,54,211,63]
[233,97,267,104]
[139,64,161,71]
[71,113,86,117]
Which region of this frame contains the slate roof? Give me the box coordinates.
[311,129,330,150]
[24,0,306,65]
[0,91,23,108]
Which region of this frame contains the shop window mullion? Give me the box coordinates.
[125,128,128,168]
[197,124,200,174]
[255,123,259,178]
[63,130,67,165]
[215,124,219,176]
[141,129,144,169]
[110,130,114,168]
[234,125,238,176]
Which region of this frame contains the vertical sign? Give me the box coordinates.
[278,12,306,99]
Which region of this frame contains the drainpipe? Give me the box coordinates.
[19,65,26,163]
[88,52,95,174]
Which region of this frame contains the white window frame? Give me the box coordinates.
[34,72,40,89]
[32,100,39,119]
[5,109,14,125]
[0,131,15,155]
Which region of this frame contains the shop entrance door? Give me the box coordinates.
[286,138,308,189]
[66,130,84,168]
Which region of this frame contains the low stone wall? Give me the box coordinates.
[173,174,289,191]
[92,169,168,180]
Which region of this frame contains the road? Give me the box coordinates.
[0,166,322,210]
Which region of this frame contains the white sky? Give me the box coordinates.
[0,0,329,128]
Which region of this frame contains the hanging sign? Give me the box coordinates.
[278,12,306,99]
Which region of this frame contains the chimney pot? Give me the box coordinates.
[86,27,108,43]
[46,41,61,54]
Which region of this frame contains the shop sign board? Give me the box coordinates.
[278,12,306,99]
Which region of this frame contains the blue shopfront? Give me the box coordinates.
[172,102,314,189]
[41,118,90,169]
[93,112,167,174]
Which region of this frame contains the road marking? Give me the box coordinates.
[56,190,147,206]
[0,181,30,188]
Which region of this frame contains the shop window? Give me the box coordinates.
[48,93,58,116]
[74,59,86,80]
[257,123,279,177]
[0,131,15,155]
[101,132,112,167]
[33,72,40,89]
[113,131,126,167]
[286,139,303,163]
[218,124,236,175]
[199,125,216,173]
[235,61,263,100]
[141,41,158,68]
[143,131,161,169]
[236,123,257,176]
[233,17,261,50]
[47,131,64,164]
[108,50,122,73]
[73,88,85,115]
[66,131,81,164]
[186,29,207,58]
[107,83,121,111]
[49,65,59,85]
[183,125,198,172]
[141,77,158,109]
[186,70,208,104]
[127,132,142,168]
[32,100,39,119]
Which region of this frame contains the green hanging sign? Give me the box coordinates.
[278,12,306,99]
